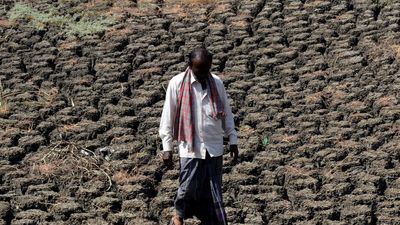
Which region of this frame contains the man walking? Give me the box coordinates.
[159,47,238,225]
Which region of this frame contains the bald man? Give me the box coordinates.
[159,47,238,225]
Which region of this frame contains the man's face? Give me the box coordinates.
[190,58,211,82]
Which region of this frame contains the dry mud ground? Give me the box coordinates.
[0,0,400,224]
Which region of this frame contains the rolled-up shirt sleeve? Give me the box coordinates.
[220,81,237,145]
[159,78,177,152]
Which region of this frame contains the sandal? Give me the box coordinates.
[169,215,184,225]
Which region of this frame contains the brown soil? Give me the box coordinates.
[0,0,400,224]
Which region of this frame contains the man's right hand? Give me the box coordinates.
[162,151,173,169]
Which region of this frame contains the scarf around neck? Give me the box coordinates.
[173,66,225,152]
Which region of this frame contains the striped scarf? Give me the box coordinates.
[173,66,225,152]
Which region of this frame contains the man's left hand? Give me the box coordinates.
[229,145,238,164]
[162,151,173,170]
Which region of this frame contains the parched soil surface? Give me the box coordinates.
[0,0,400,224]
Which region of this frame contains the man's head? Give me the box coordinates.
[188,47,213,82]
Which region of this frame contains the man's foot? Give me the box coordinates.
[170,215,184,225]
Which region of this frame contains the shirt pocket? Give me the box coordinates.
[204,96,219,120]
[204,109,224,136]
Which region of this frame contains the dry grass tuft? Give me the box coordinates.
[135,67,163,79]
[25,142,113,191]
[359,33,400,63]
[331,90,346,100]
[346,100,365,109]
[65,58,78,66]
[305,92,324,105]
[0,99,8,115]
[61,124,81,132]
[163,0,218,18]
[58,41,79,51]
[270,133,300,144]
[280,134,300,143]
[228,15,252,29]
[0,18,15,28]
[103,26,134,39]
[112,170,136,185]
[165,0,217,5]
[37,87,59,107]
[162,4,188,18]
[0,80,8,115]
[375,95,398,107]
[31,160,60,177]
[335,139,361,150]
[391,45,400,58]
[238,125,256,136]
[280,165,313,181]
[106,0,150,17]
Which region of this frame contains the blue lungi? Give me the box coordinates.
[174,150,228,225]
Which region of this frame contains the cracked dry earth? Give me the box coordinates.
[1,0,400,224]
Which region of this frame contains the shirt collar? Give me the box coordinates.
[190,70,211,84]
[190,70,198,84]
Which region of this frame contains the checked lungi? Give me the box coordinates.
[174,151,228,225]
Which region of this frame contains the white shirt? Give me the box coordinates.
[159,70,237,159]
